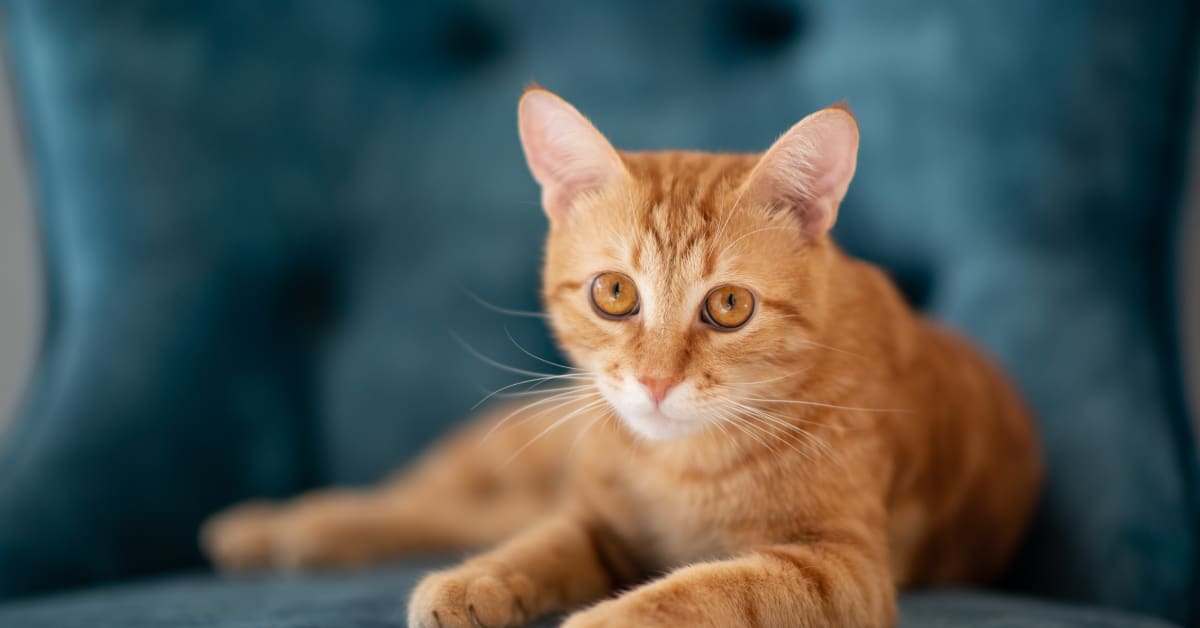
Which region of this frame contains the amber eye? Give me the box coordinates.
[703,285,755,330]
[590,272,640,319]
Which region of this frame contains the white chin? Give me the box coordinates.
[616,408,704,441]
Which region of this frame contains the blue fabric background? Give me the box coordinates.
[0,561,1180,628]
[0,0,1196,624]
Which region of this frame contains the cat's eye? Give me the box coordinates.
[702,285,755,330]
[590,272,640,319]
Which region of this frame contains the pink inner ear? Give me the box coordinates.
[518,90,628,220]
[744,108,860,237]
[541,184,588,221]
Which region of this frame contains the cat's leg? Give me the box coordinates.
[562,526,895,628]
[201,485,549,571]
[202,400,576,571]
[407,511,639,628]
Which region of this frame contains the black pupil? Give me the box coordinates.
[611,281,621,299]
[725,292,736,310]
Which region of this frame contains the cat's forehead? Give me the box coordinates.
[619,151,766,274]
[622,151,758,217]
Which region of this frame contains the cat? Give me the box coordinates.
[202,87,1043,627]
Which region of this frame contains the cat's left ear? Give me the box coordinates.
[518,87,630,222]
[741,105,860,238]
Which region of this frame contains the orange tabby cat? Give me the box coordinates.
[203,88,1042,627]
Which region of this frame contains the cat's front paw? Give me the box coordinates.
[200,501,279,572]
[202,494,385,572]
[407,565,536,628]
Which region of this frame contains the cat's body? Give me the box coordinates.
[203,90,1042,627]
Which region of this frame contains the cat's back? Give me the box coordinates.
[878,304,1043,585]
[802,252,1042,585]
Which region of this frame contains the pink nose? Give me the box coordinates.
[638,375,680,405]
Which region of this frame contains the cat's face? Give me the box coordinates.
[519,89,859,441]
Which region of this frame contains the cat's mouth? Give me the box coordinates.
[595,379,705,441]
[615,407,700,442]
[600,384,708,442]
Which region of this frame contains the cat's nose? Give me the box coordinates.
[638,375,680,406]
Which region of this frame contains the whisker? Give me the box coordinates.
[504,326,581,372]
[724,410,787,457]
[723,397,842,430]
[503,398,608,466]
[478,388,600,444]
[719,369,808,387]
[737,396,912,414]
[712,406,777,454]
[766,425,825,464]
[713,397,850,468]
[733,403,843,467]
[472,372,591,410]
[702,407,737,445]
[461,288,548,319]
[727,404,824,464]
[450,331,565,379]
[796,338,866,359]
[491,383,596,399]
[568,408,614,457]
[507,391,603,431]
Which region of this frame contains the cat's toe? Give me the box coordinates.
[408,568,532,628]
[408,572,471,628]
[200,501,279,572]
[465,573,534,626]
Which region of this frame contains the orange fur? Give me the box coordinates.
[203,90,1042,627]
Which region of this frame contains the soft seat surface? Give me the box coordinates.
[0,0,1197,623]
[0,564,1178,628]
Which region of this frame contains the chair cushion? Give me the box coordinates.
[0,0,1196,622]
[0,563,1178,628]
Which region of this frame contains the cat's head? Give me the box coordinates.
[518,88,859,442]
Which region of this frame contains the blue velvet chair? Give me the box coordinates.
[0,1,1196,626]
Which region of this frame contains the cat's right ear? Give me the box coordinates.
[518,88,629,222]
[741,105,860,238]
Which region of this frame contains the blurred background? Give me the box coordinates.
[1188,102,1200,423]
[0,2,1197,627]
[0,46,37,439]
